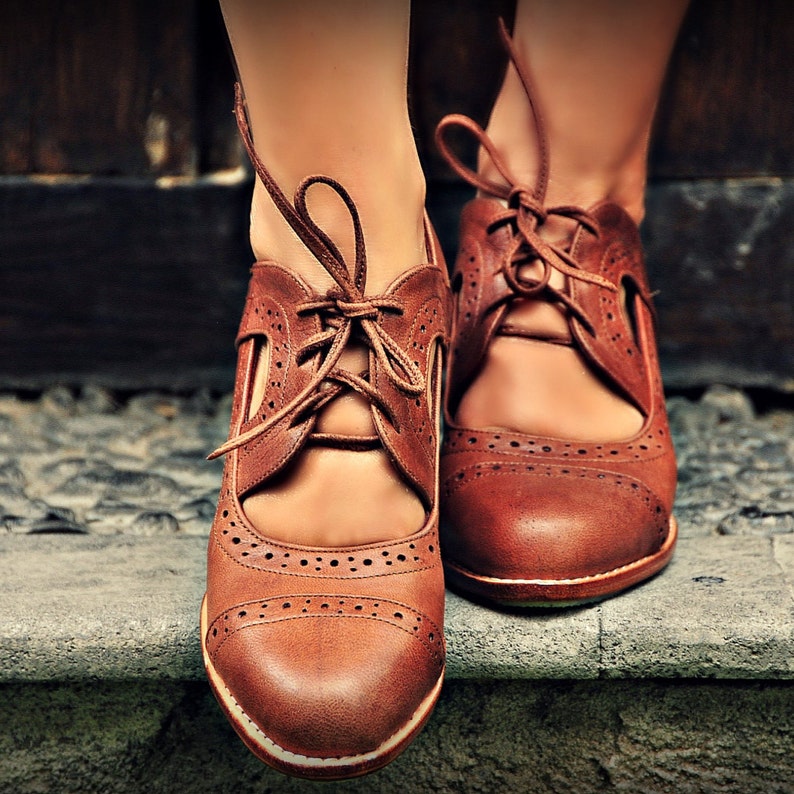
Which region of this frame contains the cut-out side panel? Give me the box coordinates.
[245,341,271,424]
[620,276,643,356]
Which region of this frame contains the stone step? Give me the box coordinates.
[1,385,793,791]
[2,533,793,685]
[2,532,793,793]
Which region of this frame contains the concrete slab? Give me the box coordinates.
[0,535,206,682]
[445,592,602,680]
[600,535,794,678]
[3,533,793,684]
[773,534,794,602]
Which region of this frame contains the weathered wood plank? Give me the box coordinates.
[651,0,794,178]
[407,0,794,183]
[3,0,793,180]
[195,0,241,173]
[644,179,794,389]
[1,0,793,390]
[0,0,198,176]
[0,175,792,390]
[425,179,794,391]
[0,175,250,389]
[408,0,515,183]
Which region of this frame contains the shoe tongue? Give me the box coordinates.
[497,241,573,344]
[496,212,652,417]
[498,298,573,345]
[313,349,379,438]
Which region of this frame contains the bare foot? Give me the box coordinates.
[456,252,644,442]
[242,344,427,546]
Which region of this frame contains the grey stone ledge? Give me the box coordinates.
[2,533,792,684]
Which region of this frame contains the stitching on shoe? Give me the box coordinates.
[214,516,439,579]
[212,489,442,578]
[213,615,444,664]
[446,517,676,586]
[442,462,667,526]
[215,666,445,769]
[207,595,444,663]
[442,426,670,464]
[211,532,440,580]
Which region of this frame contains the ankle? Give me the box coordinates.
[480,66,650,226]
[478,130,648,226]
[249,134,427,295]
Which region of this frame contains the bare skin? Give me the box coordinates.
[457,0,690,441]
[218,0,688,545]
[219,0,426,546]
[219,0,425,293]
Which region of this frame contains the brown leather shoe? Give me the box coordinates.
[201,86,451,779]
[435,24,677,607]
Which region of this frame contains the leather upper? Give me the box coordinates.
[205,255,448,757]
[440,195,677,585]
[206,251,451,761]
[203,85,452,768]
[435,21,676,596]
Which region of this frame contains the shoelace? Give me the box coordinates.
[434,19,620,335]
[209,87,425,460]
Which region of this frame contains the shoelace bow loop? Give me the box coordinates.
[209,116,426,460]
[434,19,621,331]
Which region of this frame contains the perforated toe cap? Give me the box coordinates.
[441,462,669,582]
[206,598,444,761]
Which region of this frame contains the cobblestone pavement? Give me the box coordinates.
[0,384,791,539]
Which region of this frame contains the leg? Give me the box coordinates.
[203,2,449,777]
[219,0,426,545]
[438,2,685,604]
[485,0,688,222]
[457,0,689,441]
[220,0,425,293]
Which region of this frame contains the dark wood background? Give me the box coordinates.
[1,0,793,391]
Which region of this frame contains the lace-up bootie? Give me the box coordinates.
[435,24,677,606]
[201,86,452,779]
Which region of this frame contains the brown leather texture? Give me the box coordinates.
[202,86,452,779]
[436,21,677,605]
[440,198,677,604]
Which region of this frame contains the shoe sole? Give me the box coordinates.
[200,596,445,780]
[443,515,678,607]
